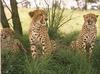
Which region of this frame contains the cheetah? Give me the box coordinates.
[0,28,26,53]
[28,9,55,58]
[70,13,98,61]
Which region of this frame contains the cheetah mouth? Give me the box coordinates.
[88,23,92,25]
[88,21,92,25]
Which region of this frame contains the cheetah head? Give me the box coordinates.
[83,13,98,25]
[29,9,48,24]
[1,28,14,40]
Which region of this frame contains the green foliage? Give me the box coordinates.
[2,33,100,74]
[1,51,26,74]
[1,48,96,74]
[92,36,100,74]
[52,49,95,74]
[45,0,75,39]
[21,34,30,49]
[56,31,79,46]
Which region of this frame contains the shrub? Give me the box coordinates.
[44,0,76,39]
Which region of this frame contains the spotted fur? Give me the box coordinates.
[1,28,26,53]
[70,13,98,61]
[28,9,55,58]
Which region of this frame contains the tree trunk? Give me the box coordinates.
[84,0,87,10]
[0,0,10,28]
[10,0,23,36]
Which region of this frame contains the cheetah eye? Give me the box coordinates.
[45,13,48,16]
[85,16,88,19]
[86,16,88,18]
[91,16,94,18]
[39,14,43,16]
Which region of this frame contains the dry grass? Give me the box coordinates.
[2,8,100,36]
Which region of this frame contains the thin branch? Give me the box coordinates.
[2,0,12,22]
[7,17,12,21]
[34,0,39,9]
[2,0,12,13]
[58,0,61,7]
[44,0,49,7]
[61,10,75,22]
[58,16,79,28]
[44,0,50,26]
[8,23,13,28]
[17,0,25,4]
[44,0,49,11]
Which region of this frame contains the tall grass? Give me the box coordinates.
[1,48,96,74]
[92,36,100,74]
[2,33,100,74]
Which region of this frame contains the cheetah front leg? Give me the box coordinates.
[50,40,56,52]
[88,42,94,62]
[30,45,38,59]
[41,40,52,58]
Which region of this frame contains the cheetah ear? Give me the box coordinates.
[83,15,86,18]
[96,15,99,18]
[29,11,34,18]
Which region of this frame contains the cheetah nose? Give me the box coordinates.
[88,20,92,25]
[45,18,48,21]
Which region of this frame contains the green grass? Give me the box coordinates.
[1,33,100,74]
[92,37,100,74]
